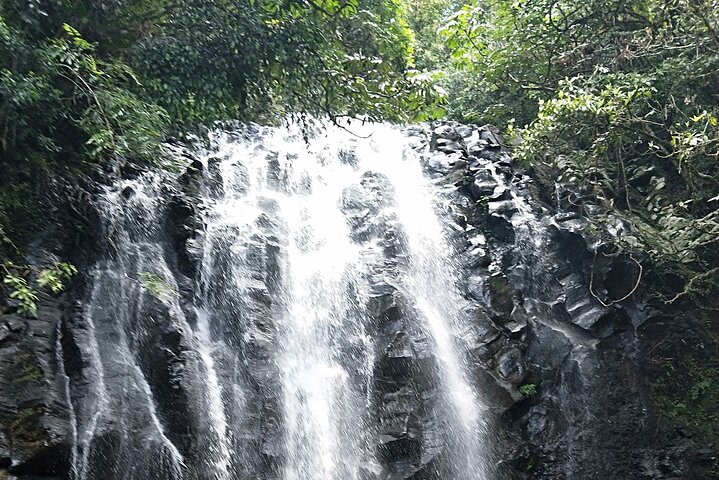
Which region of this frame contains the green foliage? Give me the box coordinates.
[37,262,78,294]
[651,350,719,443]
[0,16,169,166]
[439,0,670,126]
[2,262,77,317]
[437,0,719,304]
[132,0,443,126]
[3,272,38,316]
[401,0,454,72]
[519,383,538,397]
[139,271,177,300]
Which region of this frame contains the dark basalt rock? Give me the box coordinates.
[427,120,718,479]
[496,346,527,385]
[486,213,515,243]
[0,294,74,479]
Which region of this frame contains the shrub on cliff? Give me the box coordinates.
[439,0,719,304]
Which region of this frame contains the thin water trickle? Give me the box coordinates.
[55,320,79,480]
[194,308,232,480]
[76,276,110,480]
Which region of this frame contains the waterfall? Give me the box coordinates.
[71,123,495,480]
[194,123,493,479]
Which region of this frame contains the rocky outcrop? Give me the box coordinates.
[0,292,74,479]
[0,176,102,480]
[423,121,718,479]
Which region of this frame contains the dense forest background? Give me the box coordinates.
[1,0,718,451]
[0,0,439,247]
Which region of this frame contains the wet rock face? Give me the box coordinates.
[0,295,73,479]
[339,168,452,479]
[1,123,712,480]
[0,185,104,480]
[424,121,717,479]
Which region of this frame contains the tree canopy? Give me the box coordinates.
[0,0,442,250]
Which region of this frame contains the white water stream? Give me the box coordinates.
[195,124,492,479]
[70,123,493,480]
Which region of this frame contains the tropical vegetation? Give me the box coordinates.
[2,0,718,316]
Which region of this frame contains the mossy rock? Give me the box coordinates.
[488,274,514,315]
[15,365,42,383]
[645,313,719,445]
[11,351,43,384]
[10,405,47,458]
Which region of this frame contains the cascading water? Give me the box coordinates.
[374,142,491,480]
[194,123,494,479]
[74,176,186,480]
[55,319,79,479]
[67,122,496,480]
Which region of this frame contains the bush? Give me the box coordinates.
[439,0,719,303]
